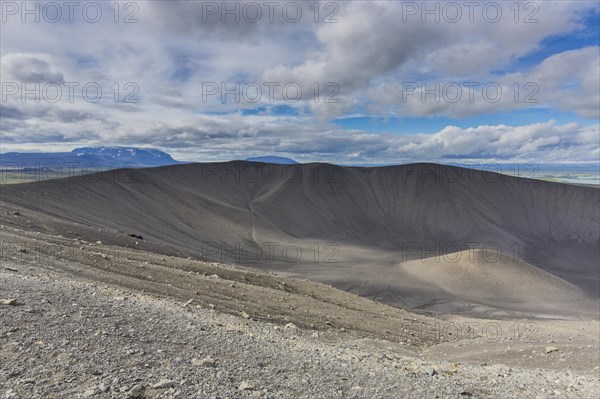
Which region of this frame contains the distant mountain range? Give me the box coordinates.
[0,147,183,169]
[4,147,594,185]
[244,156,299,164]
[0,148,304,170]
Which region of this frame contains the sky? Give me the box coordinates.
[0,0,599,164]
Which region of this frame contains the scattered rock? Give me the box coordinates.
[192,356,216,367]
[284,322,299,330]
[128,384,145,398]
[423,367,437,376]
[338,354,353,362]
[238,381,254,391]
[151,379,174,389]
[241,311,250,319]
[182,299,194,308]
[0,299,17,306]
[459,392,473,397]
[545,346,559,354]
[128,233,144,240]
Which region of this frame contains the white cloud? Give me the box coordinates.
[1,53,64,83]
[364,47,600,119]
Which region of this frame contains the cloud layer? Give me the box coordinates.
[1,0,598,163]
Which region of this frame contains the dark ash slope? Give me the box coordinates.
[2,162,598,317]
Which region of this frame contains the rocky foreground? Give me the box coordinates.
[0,209,599,398]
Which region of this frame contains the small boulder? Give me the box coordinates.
[128,385,145,398]
[151,379,174,389]
[284,322,299,330]
[238,381,254,391]
[192,356,216,367]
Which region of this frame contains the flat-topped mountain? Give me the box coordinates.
[244,156,299,164]
[71,146,180,166]
[1,146,183,169]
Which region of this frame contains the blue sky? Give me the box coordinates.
[498,10,600,73]
[1,1,598,163]
[335,109,597,135]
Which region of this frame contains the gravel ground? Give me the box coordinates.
[0,206,598,399]
[1,263,599,398]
